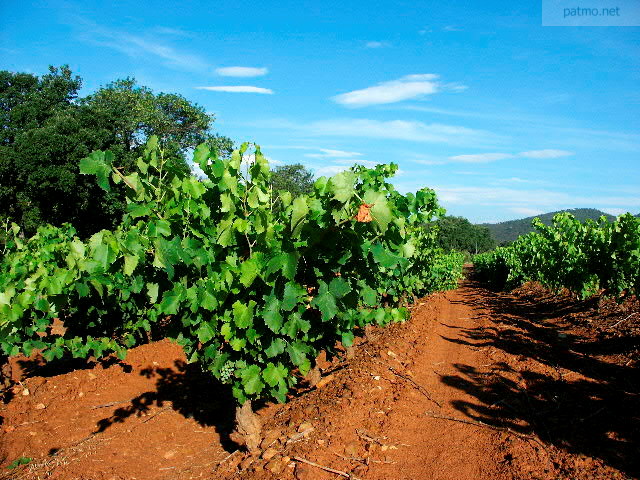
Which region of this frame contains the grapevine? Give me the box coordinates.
[0,137,464,404]
[474,212,640,300]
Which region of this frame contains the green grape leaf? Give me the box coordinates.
[371,243,402,268]
[263,362,288,388]
[361,285,377,306]
[123,255,138,276]
[291,197,309,237]
[266,253,298,281]
[240,365,264,395]
[196,322,215,343]
[329,170,356,203]
[341,331,355,347]
[329,277,351,298]
[240,258,259,287]
[199,290,218,311]
[80,151,113,192]
[233,300,255,329]
[159,291,181,315]
[363,191,392,233]
[230,337,246,351]
[311,281,338,321]
[147,283,159,304]
[262,295,283,332]
[287,341,311,368]
[193,143,210,170]
[265,338,286,357]
[282,282,306,311]
[281,312,311,338]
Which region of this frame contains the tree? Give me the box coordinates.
[0,66,81,146]
[0,66,233,236]
[82,78,215,173]
[432,216,495,254]
[0,66,110,234]
[270,164,314,197]
[206,134,234,159]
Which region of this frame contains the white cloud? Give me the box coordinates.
[304,148,363,158]
[332,74,465,107]
[307,119,497,146]
[216,66,268,77]
[365,41,390,48]
[306,159,380,178]
[519,149,574,159]
[196,86,274,94]
[448,153,513,163]
[443,25,462,31]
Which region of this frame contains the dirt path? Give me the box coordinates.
[1,280,637,480]
[360,283,509,480]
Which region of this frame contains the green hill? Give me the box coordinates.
[480,208,621,245]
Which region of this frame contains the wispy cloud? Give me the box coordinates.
[195,86,274,94]
[446,149,574,163]
[153,26,194,37]
[73,18,211,72]
[443,25,462,31]
[332,74,466,107]
[519,149,573,159]
[304,118,500,146]
[449,153,513,163]
[304,148,363,158]
[493,177,546,185]
[216,66,268,77]
[365,41,390,48]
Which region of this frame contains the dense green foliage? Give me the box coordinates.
[474,212,640,299]
[481,208,617,246]
[0,139,463,404]
[0,66,232,237]
[432,216,495,254]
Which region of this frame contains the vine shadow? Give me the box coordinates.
[93,359,239,452]
[440,281,640,478]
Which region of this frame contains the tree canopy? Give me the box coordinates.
[0,66,232,236]
[270,164,314,197]
[432,216,496,254]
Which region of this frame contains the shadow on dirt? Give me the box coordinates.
[93,360,239,452]
[14,355,132,381]
[440,280,640,478]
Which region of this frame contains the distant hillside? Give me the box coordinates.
[480,208,620,245]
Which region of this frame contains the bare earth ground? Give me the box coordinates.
[1,278,638,480]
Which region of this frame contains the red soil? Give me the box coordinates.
[1,279,638,480]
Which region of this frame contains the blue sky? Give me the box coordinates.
[1,0,638,222]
